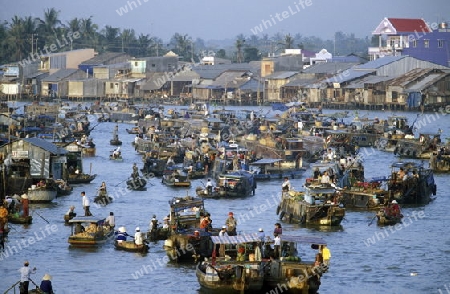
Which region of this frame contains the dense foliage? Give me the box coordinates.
[0,8,372,64]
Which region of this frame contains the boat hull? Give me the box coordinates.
[110,140,122,146]
[196,262,264,292]
[67,174,97,184]
[28,189,57,203]
[8,215,32,224]
[114,241,149,253]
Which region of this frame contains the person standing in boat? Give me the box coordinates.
[99,182,107,196]
[273,233,281,259]
[205,179,213,195]
[390,200,401,218]
[81,191,92,216]
[18,261,36,294]
[281,177,291,193]
[132,163,139,179]
[225,212,237,236]
[21,194,29,217]
[274,223,282,236]
[320,245,331,267]
[257,228,266,243]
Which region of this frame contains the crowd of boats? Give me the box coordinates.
[0,99,447,293]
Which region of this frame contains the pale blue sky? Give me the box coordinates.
[1,0,449,41]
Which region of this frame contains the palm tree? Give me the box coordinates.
[235,36,245,63]
[101,25,120,52]
[6,16,27,60]
[137,33,151,56]
[170,33,192,61]
[284,34,293,49]
[80,17,99,49]
[36,8,62,41]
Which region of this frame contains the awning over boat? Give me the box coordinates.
[249,158,283,165]
[280,235,327,246]
[69,216,106,224]
[211,233,261,245]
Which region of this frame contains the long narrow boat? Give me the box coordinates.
[114,240,149,253]
[67,173,97,184]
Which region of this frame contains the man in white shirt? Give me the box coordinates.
[81,191,92,216]
[321,171,330,184]
[206,179,213,195]
[134,227,143,246]
[281,177,291,192]
[219,226,228,236]
[105,212,115,229]
[19,261,36,294]
[273,234,281,259]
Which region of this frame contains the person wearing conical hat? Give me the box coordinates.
[115,227,131,243]
[39,273,54,294]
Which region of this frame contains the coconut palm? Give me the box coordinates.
[235,35,246,63]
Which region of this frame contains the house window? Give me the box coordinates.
[110,83,113,89]
[392,91,398,102]
[424,40,429,48]
[151,64,156,67]
[412,40,417,48]
[438,40,444,48]
[134,62,138,66]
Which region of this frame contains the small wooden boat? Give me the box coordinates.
[67,173,97,184]
[109,154,124,161]
[94,191,113,206]
[8,214,32,224]
[376,211,403,226]
[110,124,122,146]
[126,126,141,134]
[68,216,114,247]
[126,176,147,191]
[81,146,96,157]
[114,240,149,253]
[55,179,73,196]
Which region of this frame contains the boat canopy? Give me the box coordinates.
[280,235,327,246]
[211,233,261,245]
[250,158,283,165]
[69,216,106,224]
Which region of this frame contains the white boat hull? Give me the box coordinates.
[28,189,57,203]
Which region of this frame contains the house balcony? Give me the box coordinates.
[368,45,404,59]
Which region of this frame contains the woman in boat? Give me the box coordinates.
[390,200,402,218]
[116,227,132,243]
[99,182,107,196]
[39,273,54,294]
[274,223,282,236]
[65,206,76,222]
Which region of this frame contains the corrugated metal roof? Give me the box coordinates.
[355,56,405,70]
[80,52,129,65]
[283,78,317,87]
[265,71,298,79]
[171,70,199,82]
[42,69,80,82]
[303,62,357,74]
[387,68,434,87]
[344,75,393,89]
[192,63,256,79]
[211,233,261,244]
[24,71,47,79]
[23,137,68,155]
[324,69,374,84]
[239,78,261,91]
[406,73,445,92]
[141,73,167,90]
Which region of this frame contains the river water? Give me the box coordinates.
[1,105,449,294]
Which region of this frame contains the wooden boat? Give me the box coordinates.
[162,168,191,187]
[429,148,450,173]
[8,214,32,224]
[94,191,113,206]
[196,234,265,292]
[277,183,345,226]
[81,146,96,157]
[393,132,442,159]
[114,240,149,253]
[27,186,57,203]
[126,176,147,191]
[386,161,436,204]
[147,226,170,242]
[67,173,97,184]
[110,125,122,146]
[196,170,256,198]
[162,196,218,262]
[262,235,329,293]
[376,210,403,226]
[109,154,124,161]
[55,179,73,196]
[249,158,305,181]
[68,216,114,247]
[126,126,141,134]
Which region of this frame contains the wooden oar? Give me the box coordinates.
[368,215,377,226]
[33,210,50,224]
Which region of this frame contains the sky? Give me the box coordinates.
[1,0,449,42]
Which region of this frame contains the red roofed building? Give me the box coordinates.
[369,17,450,67]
